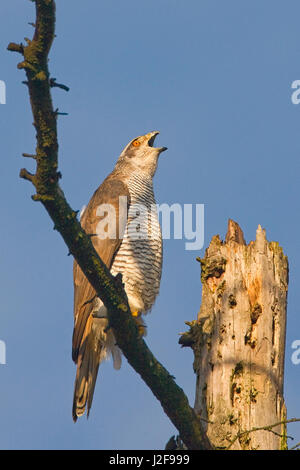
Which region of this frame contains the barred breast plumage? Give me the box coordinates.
[110,171,162,313]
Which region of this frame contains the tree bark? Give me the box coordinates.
[187,220,288,450]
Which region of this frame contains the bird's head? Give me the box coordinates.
[116,131,167,177]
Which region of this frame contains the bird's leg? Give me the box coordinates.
[92,303,110,332]
[92,308,111,333]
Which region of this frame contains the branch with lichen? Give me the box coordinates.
[8,0,211,450]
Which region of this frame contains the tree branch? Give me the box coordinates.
[7,42,24,54]
[49,77,70,92]
[8,0,211,450]
[226,418,300,450]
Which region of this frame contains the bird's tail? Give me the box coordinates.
[72,317,121,422]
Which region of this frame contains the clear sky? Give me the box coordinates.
[1,0,300,450]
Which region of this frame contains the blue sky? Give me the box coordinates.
[0,0,300,449]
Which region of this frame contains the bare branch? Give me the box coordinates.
[226,418,300,450]
[22,153,37,159]
[19,168,35,183]
[7,42,24,54]
[50,77,70,92]
[289,441,300,451]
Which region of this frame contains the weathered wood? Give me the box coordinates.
[192,220,288,449]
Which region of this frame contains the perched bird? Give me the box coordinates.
[72,131,167,421]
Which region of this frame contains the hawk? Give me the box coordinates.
[72,131,167,421]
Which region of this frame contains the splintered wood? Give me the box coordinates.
[193,220,288,450]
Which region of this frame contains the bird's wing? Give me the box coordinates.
[72,175,130,362]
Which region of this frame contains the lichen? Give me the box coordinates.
[178,320,203,349]
[280,407,288,450]
[249,385,258,403]
[216,280,226,298]
[199,256,227,284]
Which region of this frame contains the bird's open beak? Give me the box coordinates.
[146,131,167,153]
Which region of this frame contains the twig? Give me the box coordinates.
[22,153,37,159]
[50,77,69,92]
[289,441,300,450]
[7,42,24,54]
[19,168,35,183]
[226,418,300,450]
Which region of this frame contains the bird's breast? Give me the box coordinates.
[110,173,162,313]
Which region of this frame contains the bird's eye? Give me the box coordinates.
[132,139,141,147]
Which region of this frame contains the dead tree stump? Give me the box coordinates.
[185,220,289,450]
